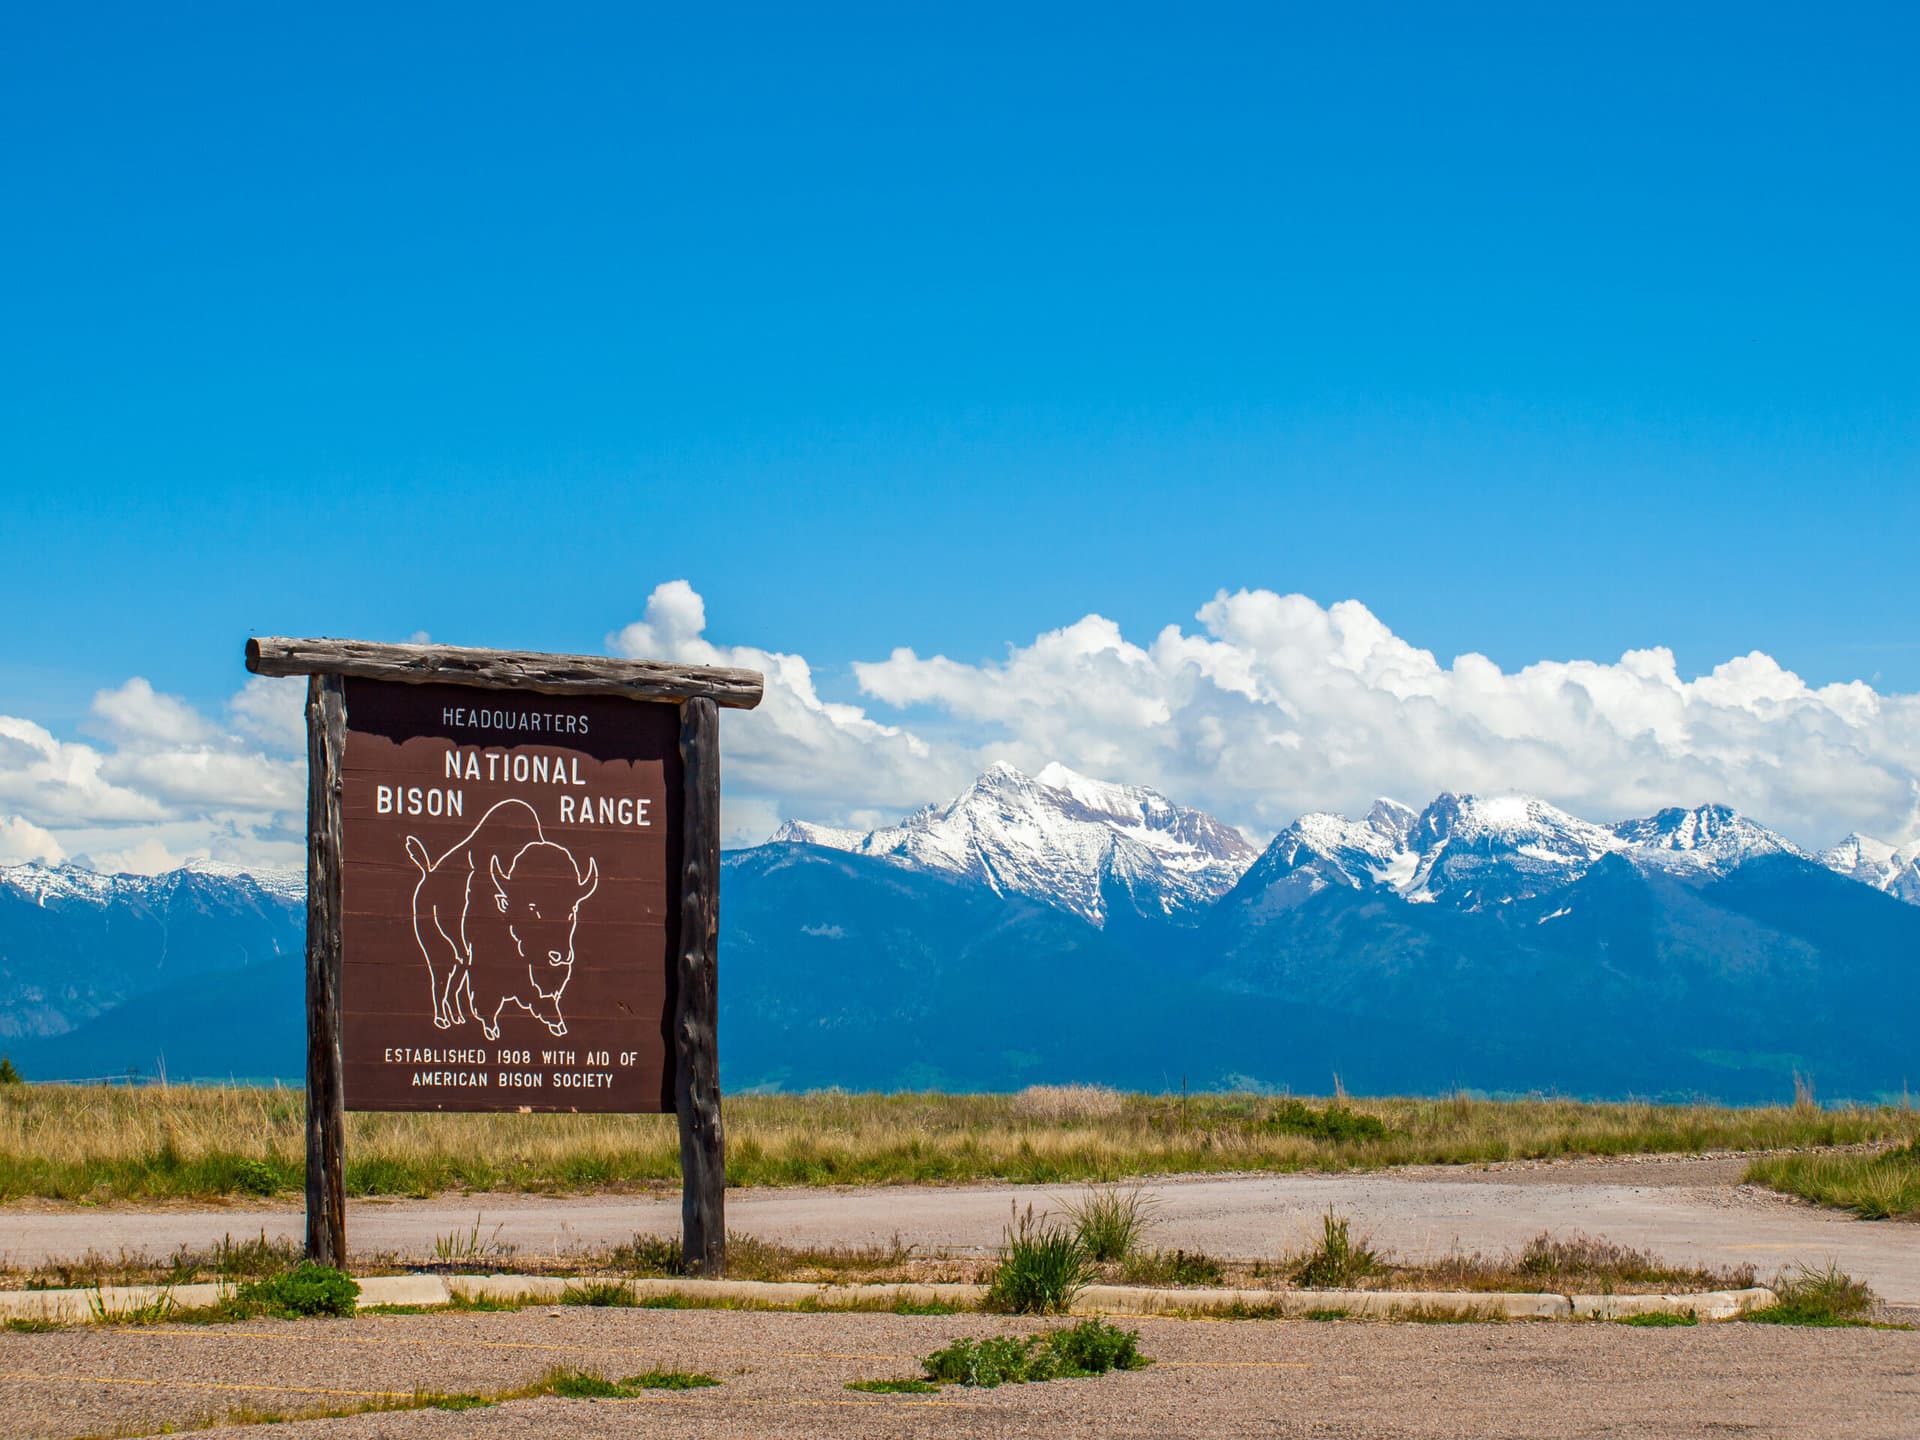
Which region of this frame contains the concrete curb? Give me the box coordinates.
[0,1275,1778,1326]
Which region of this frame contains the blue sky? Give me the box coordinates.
[2,5,1917,868]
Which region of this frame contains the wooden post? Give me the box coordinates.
[304,674,348,1267]
[675,697,725,1276]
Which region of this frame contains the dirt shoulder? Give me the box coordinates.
[3,1305,1917,1440]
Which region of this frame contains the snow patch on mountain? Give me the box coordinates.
[0,859,305,908]
[765,762,1257,925]
[1228,793,1833,914]
[1821,832,1920,905]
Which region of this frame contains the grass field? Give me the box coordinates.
[1745,1144,1920,1219]
[2,1083,1914,1203]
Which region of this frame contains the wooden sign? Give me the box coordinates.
[245,636,764,1275]
[340,679,680,1113]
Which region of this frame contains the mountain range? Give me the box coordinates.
[5,763,1918,1100]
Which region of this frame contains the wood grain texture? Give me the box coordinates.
[305,675,348,1267]
[675,697,726,1277]
[248,636,764,709]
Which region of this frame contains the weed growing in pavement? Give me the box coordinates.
[921,1320,1148,1388]
[535,1366,717,1397]
[985,1205,1096,1315]
[1067,1184,1157,1262]
[1617,1311,1697,1326]
[560,1279,635,1307]
[1390,1301,1507,1324]
[621,1370,721,1391]
[4,1316,61,1332]
[1121,1247,1224,1286]
[85,1288,177,1325]
[1289,1211,1381,1288]
[234,1263,359,1319]
[611,1233,686,1275]
[431,1216,513,1267]
[847,1377,941,1394]
[1743,1262,1875,1327]
[1303,1308,1350,1321]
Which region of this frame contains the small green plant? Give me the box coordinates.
[560,1279,635,1307]
[1303,1307,1349,1322]
[1291,1210,1381,1288]
[985,1205,1096,1315]
[1618,1310,1696,1326]
[534,1366,716,1397]
[1121,1247,1223,1286]
[5,1316,60,1333]
[0,1056,22,1084]
[847,1377,940,1394]
[230,1159,281,1198]
[1067,1184,1157,1262]
[234,1262,359,1318]
[614,1233,686,1276]
[921,1320,1148,1388]
[622,1370,720,1391]
[1744,1262,1874,1327]
[1265,1098,1389,1143]
[433,1216,512,1266]
[542,1368,628,1399]
[87,1288,178,1325]
[891,1297,957,1315]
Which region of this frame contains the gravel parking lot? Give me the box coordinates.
[3,1305,1915,1440]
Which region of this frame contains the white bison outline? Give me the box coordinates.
[403,798,599,1040]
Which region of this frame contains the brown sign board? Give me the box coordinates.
[339,677,681,1112]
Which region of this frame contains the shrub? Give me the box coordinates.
[230,1159,281,1198]
[0,1057,21,1085]
[1046,1318,1146,1374]
[1265,1099,1389,1143]
[985,1205,1095,1315]
[1291,1210,1381,1288]
[1067,1184,1156,1262]
[235,1263,358,1318]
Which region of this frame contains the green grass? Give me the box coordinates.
[984,1205,1096,1314]
[559,1279,635,1307]
[4,1316,61,1333]
[1290,1210,1382,1288]
[6,1084,1915,1202]
[1617,1310,1697,1326]
[847,1377,941,1394]
[1746,1144,1920,1219]
[536,1366,717,1397]
[1120,1247,1224,1286]
[1067,1184,1156,1262]
[921,1319,1148,1388]
[233,1263,359,1319]
[1302,1307,1349,1321]
[1742,1262,1876,1327]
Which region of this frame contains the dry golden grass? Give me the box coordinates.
[2,1084,1913,1203]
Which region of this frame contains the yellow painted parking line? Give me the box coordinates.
[1161,1360,1311,1370]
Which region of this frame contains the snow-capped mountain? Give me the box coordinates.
[767,761,1257,925]
[0,860,304,1046]
[1228,794,1817,915]
[1821,833,1920,906]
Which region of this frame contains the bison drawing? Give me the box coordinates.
[403,798,599,1040]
